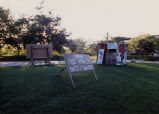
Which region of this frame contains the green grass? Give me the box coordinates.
[1,63,159,113]
[127,55,159,61]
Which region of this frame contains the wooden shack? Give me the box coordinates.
[26,44,53,65]
[97,42,127,65]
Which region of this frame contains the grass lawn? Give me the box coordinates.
[127,55,159,61]
[1,63,159,113]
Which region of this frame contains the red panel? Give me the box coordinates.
[118,44,125,53]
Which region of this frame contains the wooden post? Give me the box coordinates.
[31,59,34,66]
[31,47,34,66]
[106,32,109,65]
[56,67,66,77]
[69,73,75,88]
[92,70,98,80]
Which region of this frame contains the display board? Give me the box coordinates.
[64,54,94,72]
[107,42,117,49]
[64,53,97,88]
[26,44,53,59]
[26,44,53,65]
[97,42,127,65]
[116,43,127,65]
[97,49,104,64]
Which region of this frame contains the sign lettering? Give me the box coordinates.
[64,54,94,73]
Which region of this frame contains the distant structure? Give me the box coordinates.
[97,42,128,65]
[122,37,131,44]
[26,44,53,65]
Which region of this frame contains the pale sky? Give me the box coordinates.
[0,0,159,41]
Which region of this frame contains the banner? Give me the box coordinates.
[116,44,127,65]
[97,49,104,64]
[107,42,117,49]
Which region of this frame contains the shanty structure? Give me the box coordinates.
[26,44,53,65]
[97,42,128,65]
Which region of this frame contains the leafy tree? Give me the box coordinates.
[137,38,155,55]
[68,38,86,53]
[17,1,70,53]
[128,38,139,54]
[0,7,13,46]
[0,7,23,55]
[1,1,70,54]
[128,34,155,55]
[86,42,98,56]
[19,12,69,52]
[152,36,159,50]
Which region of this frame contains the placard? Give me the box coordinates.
[26,44,53,65]
[64,53,97,88]
[26,44,53,59]
[116,44,127,65]
[64,54,94,73]
[107,42,117,49]
[97,49,104,64]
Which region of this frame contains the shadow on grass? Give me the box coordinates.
[0,55,64,61]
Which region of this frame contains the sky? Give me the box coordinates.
[0,0,159,41]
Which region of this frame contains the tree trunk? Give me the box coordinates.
[17,48,20,56]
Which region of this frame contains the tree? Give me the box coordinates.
[16,1,70,53]
[128,34,155,55]
[0,7,23,56]
[0,7,13,46]
[137,38,155,55]
[152,36,159,50]
[86,42,98,56]
[1,0,70,55]
[68,38,86,53]
[19,12,69,53]
[128,38,139,54]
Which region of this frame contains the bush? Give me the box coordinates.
[144,56,159,61]
[127,55,159,61]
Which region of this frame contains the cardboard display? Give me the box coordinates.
[97,49,104,64]
[64,53,97,88]
[97,43,127,65]
[26,44,53,65]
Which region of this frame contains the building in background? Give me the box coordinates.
[97,42,128,65]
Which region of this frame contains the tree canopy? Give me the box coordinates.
[0,6,70,53]
[68,39,86,53]
[128,34,157,55]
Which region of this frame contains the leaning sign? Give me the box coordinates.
[64,53,98,88]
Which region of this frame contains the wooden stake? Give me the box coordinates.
[56,67,66,77]
[31,59,34,66]
[93,70,98,80]
[69,73,75,88]
[106,32,109,65]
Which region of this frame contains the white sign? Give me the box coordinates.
[64,53,97,88]
[97,49,104,64]
[64,54,94,73]
[116,44,127,65]
[107,42,117,49]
